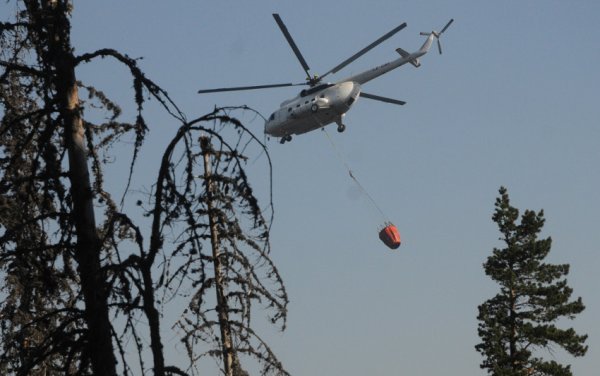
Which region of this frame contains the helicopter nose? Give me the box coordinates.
[264,119,272,135]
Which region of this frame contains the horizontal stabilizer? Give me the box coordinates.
[395,48,420,67]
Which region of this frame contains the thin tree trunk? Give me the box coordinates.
[140,259,166,376]
[510,283,518,371]
[201,137,237,376]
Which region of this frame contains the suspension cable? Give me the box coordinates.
[322,128,390,223]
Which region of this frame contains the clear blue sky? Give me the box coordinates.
[11,1,600,374]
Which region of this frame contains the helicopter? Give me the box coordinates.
[198,14,453,144]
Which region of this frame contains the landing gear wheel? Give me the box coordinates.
[280,135,292,144]
[337,124,346,133]
[311,104,318,113]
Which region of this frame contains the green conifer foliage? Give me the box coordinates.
[475,187,588,376]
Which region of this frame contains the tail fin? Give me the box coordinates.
[395,48,421,67]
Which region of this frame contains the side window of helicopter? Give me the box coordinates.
[269,113,275,121]
[320,94,325,98]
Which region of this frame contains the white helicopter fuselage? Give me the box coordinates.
[264,81,361,137]
[264,36,432,139]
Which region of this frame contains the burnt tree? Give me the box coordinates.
[1,2,288,375]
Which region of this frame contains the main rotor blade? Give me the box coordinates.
[273,13,312,81]
[321,22,407,79]
[360,92,406,106]
[440,19,454,35]
[198,82,302,94]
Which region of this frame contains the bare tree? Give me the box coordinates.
[161,118,289,376]
[1,1,288,375]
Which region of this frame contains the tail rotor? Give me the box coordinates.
[420,19,454,54]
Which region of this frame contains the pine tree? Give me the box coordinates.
[475,187,588,376]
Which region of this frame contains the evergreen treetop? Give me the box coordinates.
[475,187,587,376]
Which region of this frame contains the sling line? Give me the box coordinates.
[322,128,390,223]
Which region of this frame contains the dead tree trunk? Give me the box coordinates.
[201,136,239,376]
[59,56,117,376]
[63,81,117,376]
[30,1,118,374]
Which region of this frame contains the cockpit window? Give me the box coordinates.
[269,113,275,121]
